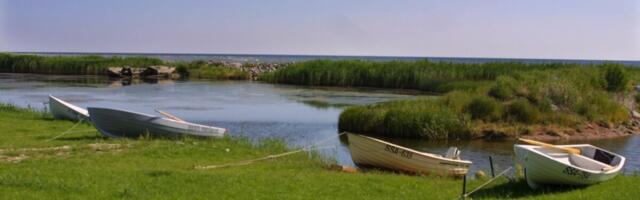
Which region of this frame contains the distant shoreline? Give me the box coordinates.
[6,51,640,65]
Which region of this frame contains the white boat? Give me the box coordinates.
[48,95,89,121]
[347,133,472,177]
[88,107,226,138]
[515,144,625,188]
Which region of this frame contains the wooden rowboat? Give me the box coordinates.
[515,144,625,189]
[88,107,226,138]
[48,95,89,121]
[347,133,472,177]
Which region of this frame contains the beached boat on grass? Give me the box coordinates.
[88,107,226,138]
[48,95,90,121]
[347,133,472,177]
[515,144,625,189]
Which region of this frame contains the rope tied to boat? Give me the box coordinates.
[460,167,513,199]
[194,132,347,170]
[46,118,85,141]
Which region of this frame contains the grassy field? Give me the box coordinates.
[1,104,638,199]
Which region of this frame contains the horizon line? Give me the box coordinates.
[4,51,640,63]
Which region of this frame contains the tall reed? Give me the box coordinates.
[262,60,575,93]
[0,53,163,75]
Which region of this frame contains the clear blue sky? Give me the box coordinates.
[1,0,638,60]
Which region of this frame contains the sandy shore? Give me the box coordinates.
[474,118,640,141]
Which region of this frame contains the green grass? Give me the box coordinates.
[261,60,574,93]
[0,104,638,199]
[339,64,639,139]
[339,98,472,139]
[1,104,638,199]
[0,53,163,75]
[174,61,250,80]
[0,53,250,80]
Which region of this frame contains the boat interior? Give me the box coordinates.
[444,147,460,159]
[535,146,622,171]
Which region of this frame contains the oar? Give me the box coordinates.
[518,138,581,154]
[155,109,186,122]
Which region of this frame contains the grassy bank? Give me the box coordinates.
[336,62,640,139]
[1,104,639,199]
[0,53,249,80]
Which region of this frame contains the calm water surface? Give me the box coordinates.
[1,73,638,175]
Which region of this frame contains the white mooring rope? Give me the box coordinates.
[460,167,513,199]
[195,132,347,170]
[46,118,85,141]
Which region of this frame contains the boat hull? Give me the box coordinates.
[515,144,624,188]
[88,107,226,138]
[347,133,471,177]
[48,95,89,121]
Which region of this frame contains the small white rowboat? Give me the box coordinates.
[48,95,90,121]
[515,144,625,188]
[88,107,226,138]
[347,133,472,177]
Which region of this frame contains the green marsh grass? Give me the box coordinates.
[262,60,573,93]
[339,64,640,139]
[339,98,472,139]
[0,53,250,80]
[0,53,163,75]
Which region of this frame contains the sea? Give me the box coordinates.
[11,52,640,66]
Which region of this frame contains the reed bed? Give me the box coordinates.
[262,60,575,93]
[0,53,249,80]
[0,53,163,75]
[174,61,250,80]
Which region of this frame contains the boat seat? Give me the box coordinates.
[444,147,460,159]
[569,154,613,171]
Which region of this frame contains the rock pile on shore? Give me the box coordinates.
[206,61,290,80]
[108,66,178,79]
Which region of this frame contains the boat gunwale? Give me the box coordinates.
[516,144,625,175]
[48,95,89,117]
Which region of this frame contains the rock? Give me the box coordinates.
[546,130,560,136]
[482,130,507,140]
[140,66,175,78]
[475,170,486,179]
[632,111,640,119]
[108,67,124,77]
